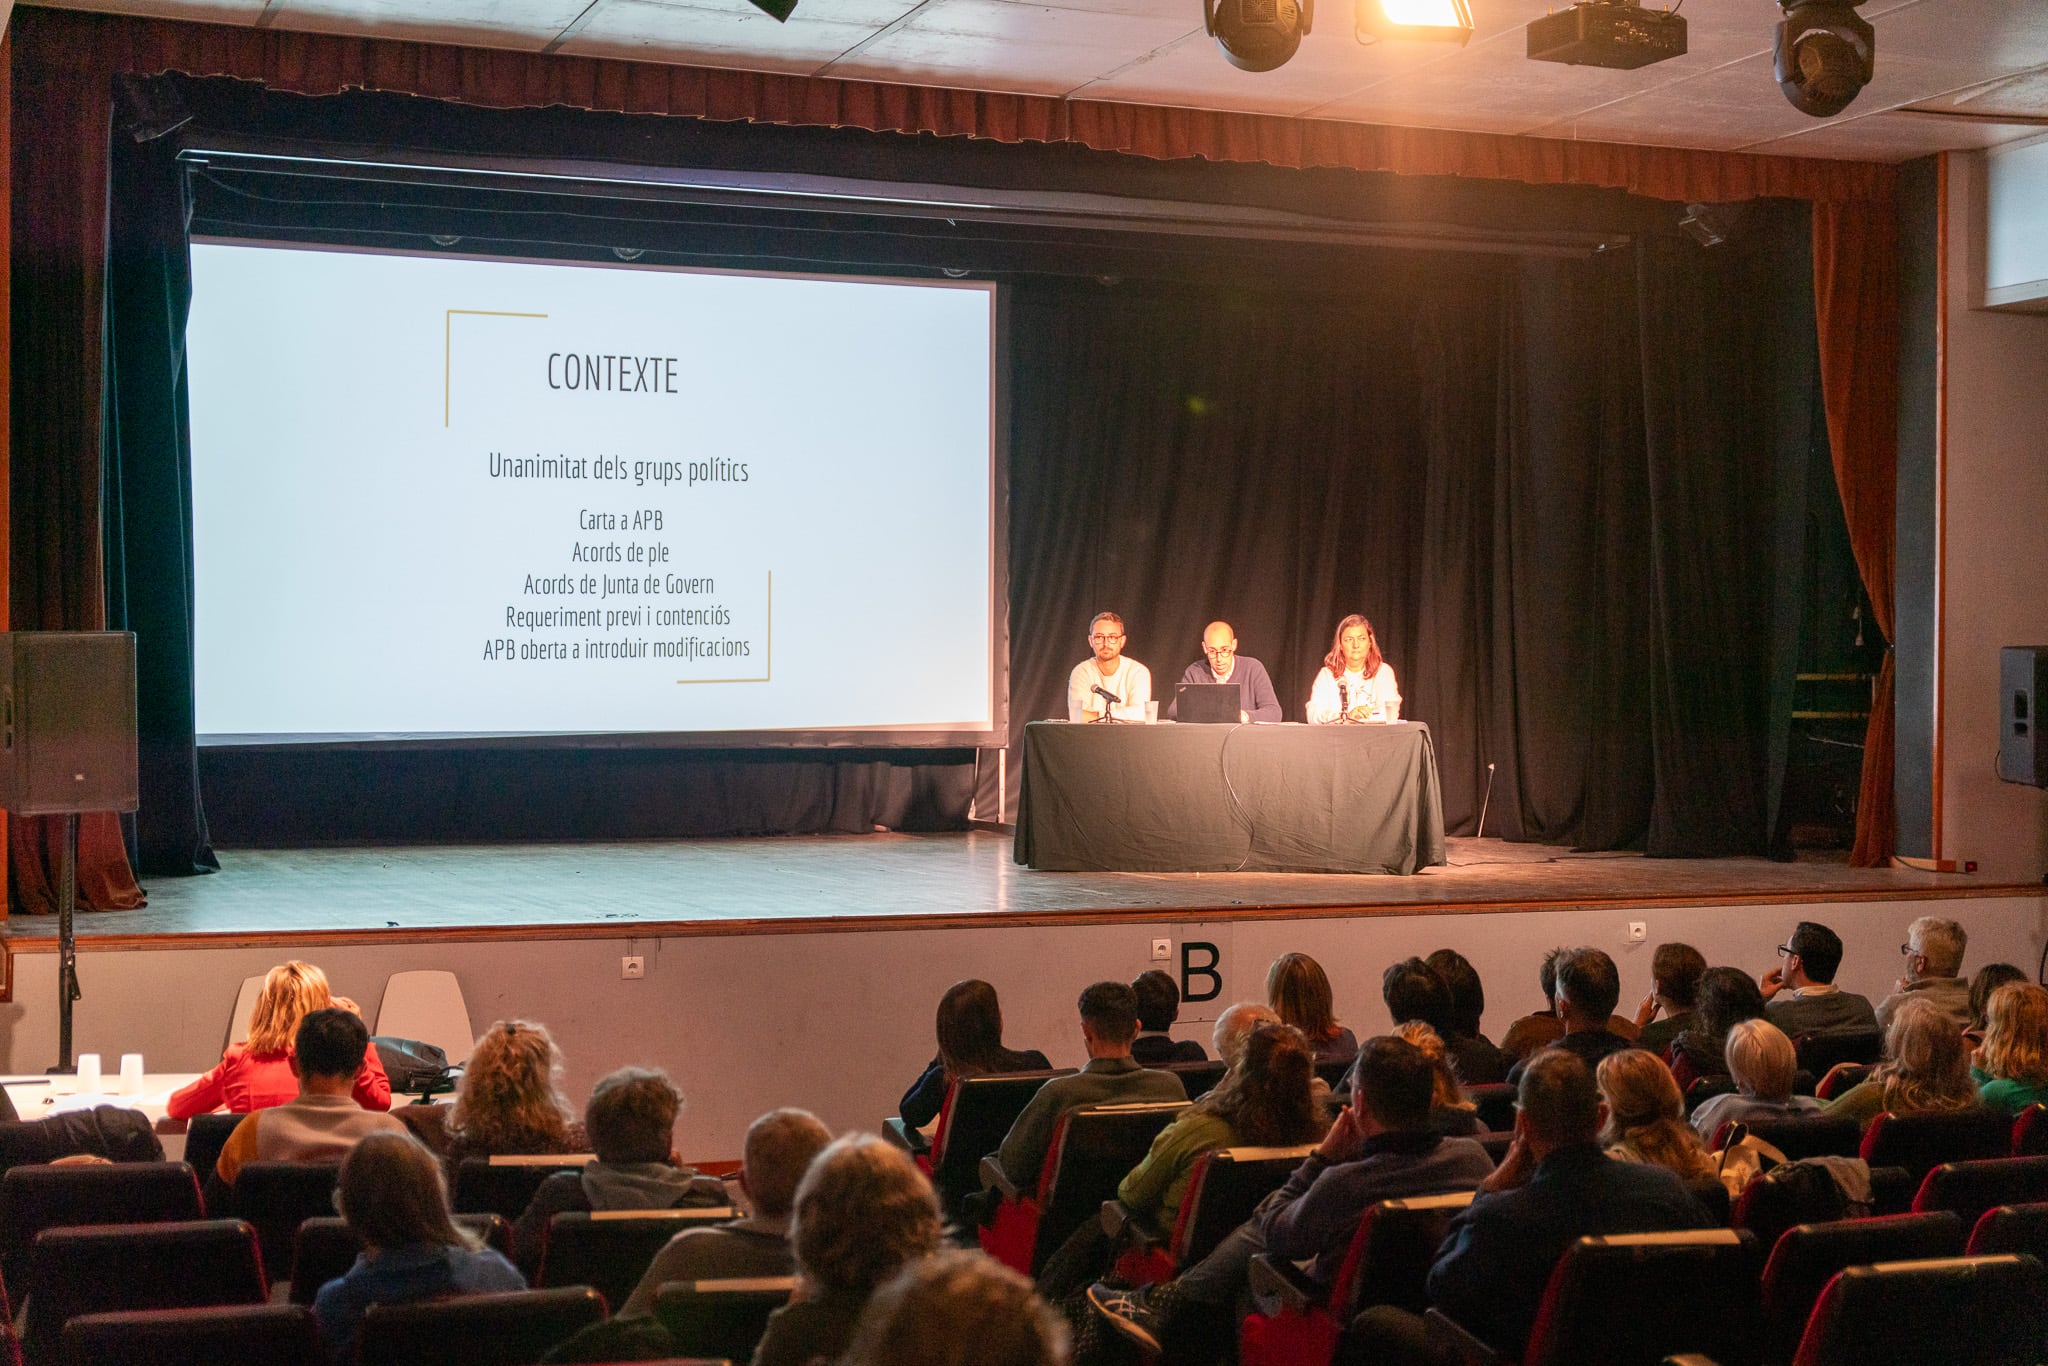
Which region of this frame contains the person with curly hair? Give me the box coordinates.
[754,1133,945,1366]
[1973,982,2048,1115]
[1266,953,1358,1064]
[1595,1050,1716,1183]
[168,960,391,1118]
[841,1249,1069,1366]
[1825,996,1980,1129]
[438,1020,583,1166]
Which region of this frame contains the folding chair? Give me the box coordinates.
[373,970,475,1063]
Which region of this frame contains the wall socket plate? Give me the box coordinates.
[1625,922,1647,944]
[621,956,645,979]
[1151,938,1172,961]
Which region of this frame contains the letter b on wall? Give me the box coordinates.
[1181,942,1222,1003]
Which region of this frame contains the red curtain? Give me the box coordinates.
[5,5,1903,890]
[1813,203,1899,867]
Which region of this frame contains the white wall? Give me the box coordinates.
[1940,150,2048,879]
[5,894,2040,1160]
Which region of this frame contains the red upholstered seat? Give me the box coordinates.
[978,1101,1186,1276]
[1859,1108,2012,1180]
[1911,1155,2048,1233]
[61,1302,319,1366]
[1789,1254,2048,1366]
[1757,1213,1964,1365]
[1513,1230,1762,1366]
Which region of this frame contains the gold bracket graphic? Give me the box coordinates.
[445,309,547,426]
[677,571,773,685]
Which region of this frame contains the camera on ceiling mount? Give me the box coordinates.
[1774,0,1875,117]
[1205,0,1314,72]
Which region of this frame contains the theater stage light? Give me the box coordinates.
[1355,0,1474,45]
[1774,0,1875,118]
[1205,0,1315,72]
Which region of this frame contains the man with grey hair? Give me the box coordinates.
[1876,916,1970,1032]
[1210,1001,1280,1069]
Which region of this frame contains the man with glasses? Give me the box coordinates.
[1068,611,1152,722]
[1168,620,1283,722]
[1875,915,1971,1032]
[1760,920,1877,1036]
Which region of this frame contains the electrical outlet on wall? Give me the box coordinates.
[1151,938,1172,961]
[1625,922,1647,945]
[621,956,645,979]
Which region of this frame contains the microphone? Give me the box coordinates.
[1338,680,1350,719]
[1092,684,1123,707]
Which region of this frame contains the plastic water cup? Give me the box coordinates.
[1145,701,1160,723]
[120,1054,145,1094]
[76,1054,102,1093]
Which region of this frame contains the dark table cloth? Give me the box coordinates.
[1014,720,1447,874]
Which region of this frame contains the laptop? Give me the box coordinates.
[1175,683,1241,724]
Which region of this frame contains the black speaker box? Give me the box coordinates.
[0,632,140,815]
[1999,646,2048,789]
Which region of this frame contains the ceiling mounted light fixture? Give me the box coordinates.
[1356,0,1473,46]
[1774,0,1875,117]
[1205,0,1313,72]
[746,0,798,20]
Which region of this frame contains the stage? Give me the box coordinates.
[2,832,2031,951]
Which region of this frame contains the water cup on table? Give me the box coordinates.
[120,1054,145,1094]
[75,1053,102,1093]
[1145,701,1160,724]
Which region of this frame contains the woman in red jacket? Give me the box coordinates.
[167,961,391,1118]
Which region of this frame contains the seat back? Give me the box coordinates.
[62,1302,319,1366]
[1967,1201,2048,1258]
[372,970,476,1062]
[1790,1254,2048,1366]
[181,1114,243,1199]
[1168,1146,1316,1268]
[1313,1059,1353,1092]
[1814,1065,1871,1102]
[1160,1060,1229,1101]
[225,974,266,1049]
[451,1155,593,1218]
[653,1276,796,1361]
[1467,1083,1516,1133]
[1721,1113,1863,1162]
[2010,1104,2048,1157]
[0,1162,203,1292]
[25,1219,268,1365]
[1757,1212,1965,1365]
[1912,1155,2048,1232]
[354,1286,606,1366]
[1860,1108,2014,1180]
[230,1162,340,1276]
[537,1207,737,1311]
[1338,1190,1477,1319]
[1521,1230,1761,1366]
[926,1070,1068,1212]
[1792,1029,1882,1079]
[1029,1102,1187,1272]
[288,1213,512,1304]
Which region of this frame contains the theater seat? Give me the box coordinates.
[61,1302,319,1366]
[908,1070,1069,1217]
[1789,1254,2048,1366]
[1859,1108,2012,1180]
[180,1115,243,1210]
[451,1155,594,1219]
[1710,1114,1862,1162]
[1467,1084,1516,1133]
[1105,1144,1314,1285]
[2010,1104,2048,1157]
[978,1101,1186,1276]
[1512,1230,1762,1366]
[537,1207,737,1311]
[23,1220,268,1366]
[289,1212,512,1304]
[1791,1030,1881,1081]
[0,1161,203,1293]
[1756,1213,1965,1365]
[229,1161,340,1275]
[653,1276,795,1360]
[354,1286,606,1366]
[1911,1155,2048,1233]
[1966,1201,2048,1259]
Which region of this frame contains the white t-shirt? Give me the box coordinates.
[1306,662,1401,725]
[1068,657,1152,722]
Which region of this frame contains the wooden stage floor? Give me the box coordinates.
[4,832,2030,949]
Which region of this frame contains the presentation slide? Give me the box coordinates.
[187,242,998,743]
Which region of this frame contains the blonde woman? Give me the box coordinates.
[1687,1018,1824,1140]
[1393,1020,1483,1136]
[440,1020,583,1166]
[1825,996,1979,1130]
[168,961,390,1118]
[1596,1049,1716,1183]
[1267,953,1358,1064]
[1973,982,2048,1115]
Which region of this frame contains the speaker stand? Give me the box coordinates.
[51,812,80,1075]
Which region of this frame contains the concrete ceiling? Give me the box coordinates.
[34,0,2048,161]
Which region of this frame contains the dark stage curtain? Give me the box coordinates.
[103,121,218,877]
[1005,211,1820,857]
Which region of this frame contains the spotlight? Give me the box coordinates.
[1205,0,1313,72]
[1356,0,1473,45]
[1527,0,1685,69]
[1774,0,1874,117]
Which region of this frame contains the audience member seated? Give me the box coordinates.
[433,1019,585,1166]
[312,1131,526,1364]
[1633,942,1706,1058]
[1038,1022,1324,1297]
[1383,958,1454,1035]
[1665,966,1767,1091]
[899,980,1055,1132]
[1085,1035,1495,1355]
[1211,1002,1282,1070]
[1347,1051,1712,1366]
[1825,996,1979,1129]
[1130,970,1209,1065]
[1506,948,1630,1085]
[1392,1021,1482,1137]
[618,1107,833,1317]
[1501,947,1640,1063]
[168,961,391,1119]
[215,1008,407,1188]
[1760,921,1877,1037]
[755,1133,944,1366]
[1267,953,1358,1065]
[1688,1018,1822,1138]
[1876,915,1971,1032]
[983,982,1187,1197]
[1425,949,1508,1085]
[1971,981,2048,1116]
[841,1248,1069,1366]
[513,1066,726,1274]
[1965,963,2029,1049]
[1595,1049,1716,1184]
